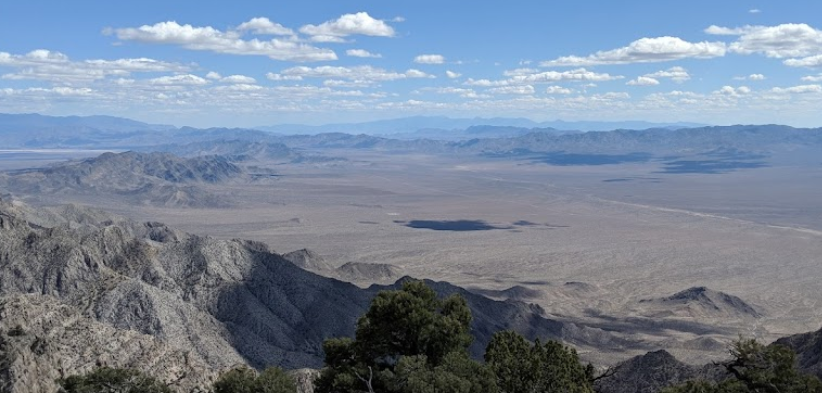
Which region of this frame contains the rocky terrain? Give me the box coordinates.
[637,286,762,319]
[0,151,243,207]
[282,249,403,284]
[0,197,646,391]
[595,349,726,393]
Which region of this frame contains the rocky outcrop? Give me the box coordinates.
[594,350,725,393]
[0,294,217,393]
[775,326,822,380]
[639,286,761,319]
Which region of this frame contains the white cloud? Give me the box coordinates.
[541,36,726,66]
[112,20,337,62]
[322,79,374,88]
[749,9,761,14]
[0,86,94,96]
[307,35,349,43]
[414,54,445,64]
[278,65,432,82]
[627,76,660,86]
[771,84,822,94]
[236,17,294,36]
[405,69,434,78]
[148,74,210,86]
[0,49,190,83]
[205,71,222,80]
[446,70,461,79]
[716,85,751,96]
[265,73,304,81]
[646,66,691,82]
[468,68,622,87]
[706,23,822,59]
[420,87,486,98]
[346,49,382,58]
[784,54,822,68]
[749,73,766,80]
[220,74,256,84]
[488,85,535,95]
[801,74,822,82]
[545,86,573,94]
[299,12,395,39]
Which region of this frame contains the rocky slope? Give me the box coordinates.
[776,326,822,380]
[0,198,639,391]
[0,295,217,393]
[638,286,762,319]
[0,151,243,207]
[595,349,725,393]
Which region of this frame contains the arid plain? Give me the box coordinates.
[15,149,813,365]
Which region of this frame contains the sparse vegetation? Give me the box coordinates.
[212,366,296,393]
[662,338,822,393]
[58,367,173,393]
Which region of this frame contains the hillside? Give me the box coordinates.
[0,197,640,390]
[638,286,762,319]
[0,151,242,207]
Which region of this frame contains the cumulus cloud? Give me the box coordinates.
[801,74,822,82]
[770,84,822,94]
[419,87,486,98]
[545,86,573,94]
[112,20,337,62]
[0,49,190,83]
[346,49,382,58]
[541,36,726,66]
[148,74,210,86]
[784,54,822,68]
[706,23,822,60]
[0,86,94,97]
[405,69,434,78]
[277,65,432,82]
[220,74,256,84]
[467,68,622,86]
[205,71,222,80]
[488,85,535,95]
[627,76,660,86]
[716,85,751,96]
[646,66,691,82]
[414,54,445,64]
[299,12,395,39]
[749,73,766,80]
[446,70,461,78]
[236,17,294,36]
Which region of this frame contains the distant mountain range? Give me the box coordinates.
[0,113,707,147]
[256,115,707,136]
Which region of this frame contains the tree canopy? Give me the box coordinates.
[315,280,594,393]
[663,338,822,393]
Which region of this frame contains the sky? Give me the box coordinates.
[1,0,822,128]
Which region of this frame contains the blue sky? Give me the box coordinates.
[1,0,822,127]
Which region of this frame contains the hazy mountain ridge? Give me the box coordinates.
[256,115,705,135]
[2,113,818,161]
